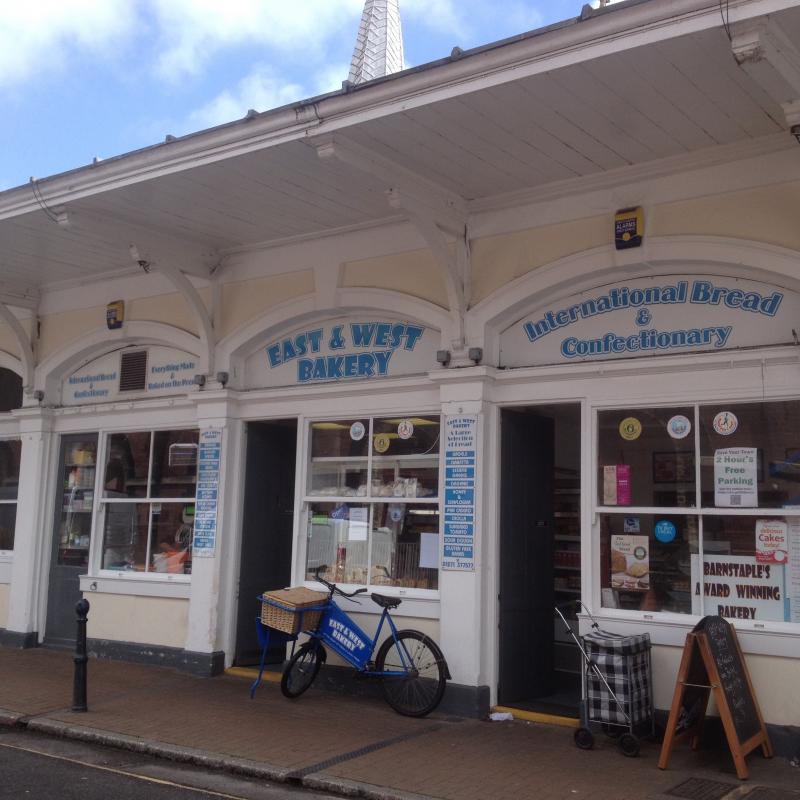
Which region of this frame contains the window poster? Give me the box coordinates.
[603,465,631,506]
[755,519,788,564]
[611,534,649,591]
[690,554,787,622]
[442,415,476,571]
[714,448,758,507]
[790,521,800,623]
[193,428,222,558]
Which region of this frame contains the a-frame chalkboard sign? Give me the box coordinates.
[658,616,772,780]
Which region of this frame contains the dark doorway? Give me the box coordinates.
[234,419,297,666]
[499,404,582,716]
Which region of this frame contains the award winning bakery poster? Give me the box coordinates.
[611,534,650,591]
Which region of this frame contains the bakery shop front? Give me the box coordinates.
[488,270,800,730]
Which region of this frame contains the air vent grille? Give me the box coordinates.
[119,350,148,392]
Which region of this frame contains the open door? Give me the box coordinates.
[234,420,297,666]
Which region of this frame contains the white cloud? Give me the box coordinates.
[185,64,305,130]
[0,0,136,88]
[401,0,469,40]
[149,0,364,80]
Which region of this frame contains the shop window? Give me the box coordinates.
[99,429,198,575]
[596,402,800,625]
[0,440,21,550]
[305,416,440,591]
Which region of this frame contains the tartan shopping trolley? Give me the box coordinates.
[555,601,654,757]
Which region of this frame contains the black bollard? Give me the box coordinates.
[72,598,90,712]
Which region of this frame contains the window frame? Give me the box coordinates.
[0,437,21,556]
[94,426,199,581]
[301,413,442,598]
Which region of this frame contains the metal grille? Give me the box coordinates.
[665,777,738,800]
[119,350,147,392]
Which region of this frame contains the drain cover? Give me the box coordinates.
[743,789,800,800]
[666,777,738,800]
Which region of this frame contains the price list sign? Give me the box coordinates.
[193,429,222,557]
[442,415,477,571]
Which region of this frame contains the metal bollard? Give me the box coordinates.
[72,598,90,712]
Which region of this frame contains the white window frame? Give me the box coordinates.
[0,437,21,561]
[300,412,442,600]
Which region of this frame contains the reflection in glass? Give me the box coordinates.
[599,513,696,615]
[151,430,199,498]
[0,505,16,550]
[597,408,695,507]
[308,419,369,497]
[149,503,193,574]
[101,503,149,570]
[104,432,150,498]
[0,440,21,501]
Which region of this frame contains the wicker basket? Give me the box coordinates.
[260,587,328,634]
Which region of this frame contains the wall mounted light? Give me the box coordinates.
[193,374,206,387]
[32,389,44,402]
[435,350,451,367]
[468,347,483,365]
[215,371,229,387]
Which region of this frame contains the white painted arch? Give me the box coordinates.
[0,351,23,379]
[36,321,202,403]
[468,236,800,363]
[217,288,453,388]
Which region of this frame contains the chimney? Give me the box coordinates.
[348,0,404,85]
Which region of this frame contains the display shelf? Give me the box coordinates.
[555,565,581,572]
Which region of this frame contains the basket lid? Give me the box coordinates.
[263,586,328,607]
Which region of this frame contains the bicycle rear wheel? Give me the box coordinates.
[375,630,447,717]
[281,641,323,698]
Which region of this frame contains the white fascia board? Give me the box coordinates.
[1,0,794,221]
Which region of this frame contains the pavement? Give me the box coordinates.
[0,647,797,800]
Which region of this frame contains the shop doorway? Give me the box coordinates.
[234,419,297,666]
[499,404,582,716]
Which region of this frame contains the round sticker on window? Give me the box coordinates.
[389,504,404,522]
[373,433,391,454]
[654,519,677,543]
[350,421,365,441]
[667,415,691,440]
[619,417,642,441]
[397,419,414,440]
[713,411,738,436]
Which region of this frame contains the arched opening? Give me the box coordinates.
[0,368,22,413]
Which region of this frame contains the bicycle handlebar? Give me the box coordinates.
[313,566,369,599]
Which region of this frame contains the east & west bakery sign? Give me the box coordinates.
[500,276,798,367]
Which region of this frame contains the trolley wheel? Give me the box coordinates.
[574,727,595,750]
[619,733,640,758]
[280,641,323,699]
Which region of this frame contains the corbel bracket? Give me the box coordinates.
[313,135,470,342]
[0,302,35,390]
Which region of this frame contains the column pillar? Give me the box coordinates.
[3,407,55,647]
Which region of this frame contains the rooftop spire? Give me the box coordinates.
[348,0,404,85]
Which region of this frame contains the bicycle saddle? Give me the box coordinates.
[370,593,402,609]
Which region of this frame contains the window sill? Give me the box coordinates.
[79,573,191,600]
[579,609,800,658]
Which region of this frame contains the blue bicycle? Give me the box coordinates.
[278,567,449,717]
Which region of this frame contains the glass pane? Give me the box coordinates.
[597,407,695,507]
[371,502,439,590]
[0,440,21,500]
[150,502,193,575]
[101,503,149,570]
[104,432,150,499]
[150,430,199,498]
[308,420,369,497]
[0,504,16,550]
[305,502,369,584]
[372,416,440,498]
[699,515,793,623]
[700,401,800,509]
[599,513,697,615]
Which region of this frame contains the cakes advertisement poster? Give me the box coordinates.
[611,535,650,591]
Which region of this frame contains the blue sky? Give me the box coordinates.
[0,1,607,192]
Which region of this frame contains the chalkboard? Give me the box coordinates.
[694,615,761,746]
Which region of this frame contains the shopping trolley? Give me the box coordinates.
[555,601,654,757]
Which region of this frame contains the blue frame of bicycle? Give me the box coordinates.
[314,598,411,677]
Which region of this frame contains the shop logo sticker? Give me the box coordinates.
[667,415,691,440]
[619,417,642,441]
[713,411,738,435]
[624,517,640,533]
[373,433,391,453]
[397,419,414,440]
[654,519,677,543]
[349,421,365,441]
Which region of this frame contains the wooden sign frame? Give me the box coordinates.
[658,620,772,780]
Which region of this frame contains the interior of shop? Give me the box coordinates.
[499,403,582,717]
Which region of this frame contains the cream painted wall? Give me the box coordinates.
[342,250,448,309]
[127,291,206,334]
[0,323,19,360]
[0,583,8,629]
[38,306,108,362]
[470,216,608,305]
[652,182,800,251]
[218,271,314,339]
[651,644,798,727]
[86,594,189,648]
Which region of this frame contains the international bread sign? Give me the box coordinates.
[499,276,795,368]
[263,320,429,384]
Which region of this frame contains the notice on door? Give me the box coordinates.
[714,448,758,507]
[442,415,477,571]
[193,428,222,557]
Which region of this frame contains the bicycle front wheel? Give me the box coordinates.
[375,630,447,717]
[281,641,323,699]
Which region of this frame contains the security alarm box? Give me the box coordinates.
[615,207,643,250]
[106,300,124,330]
